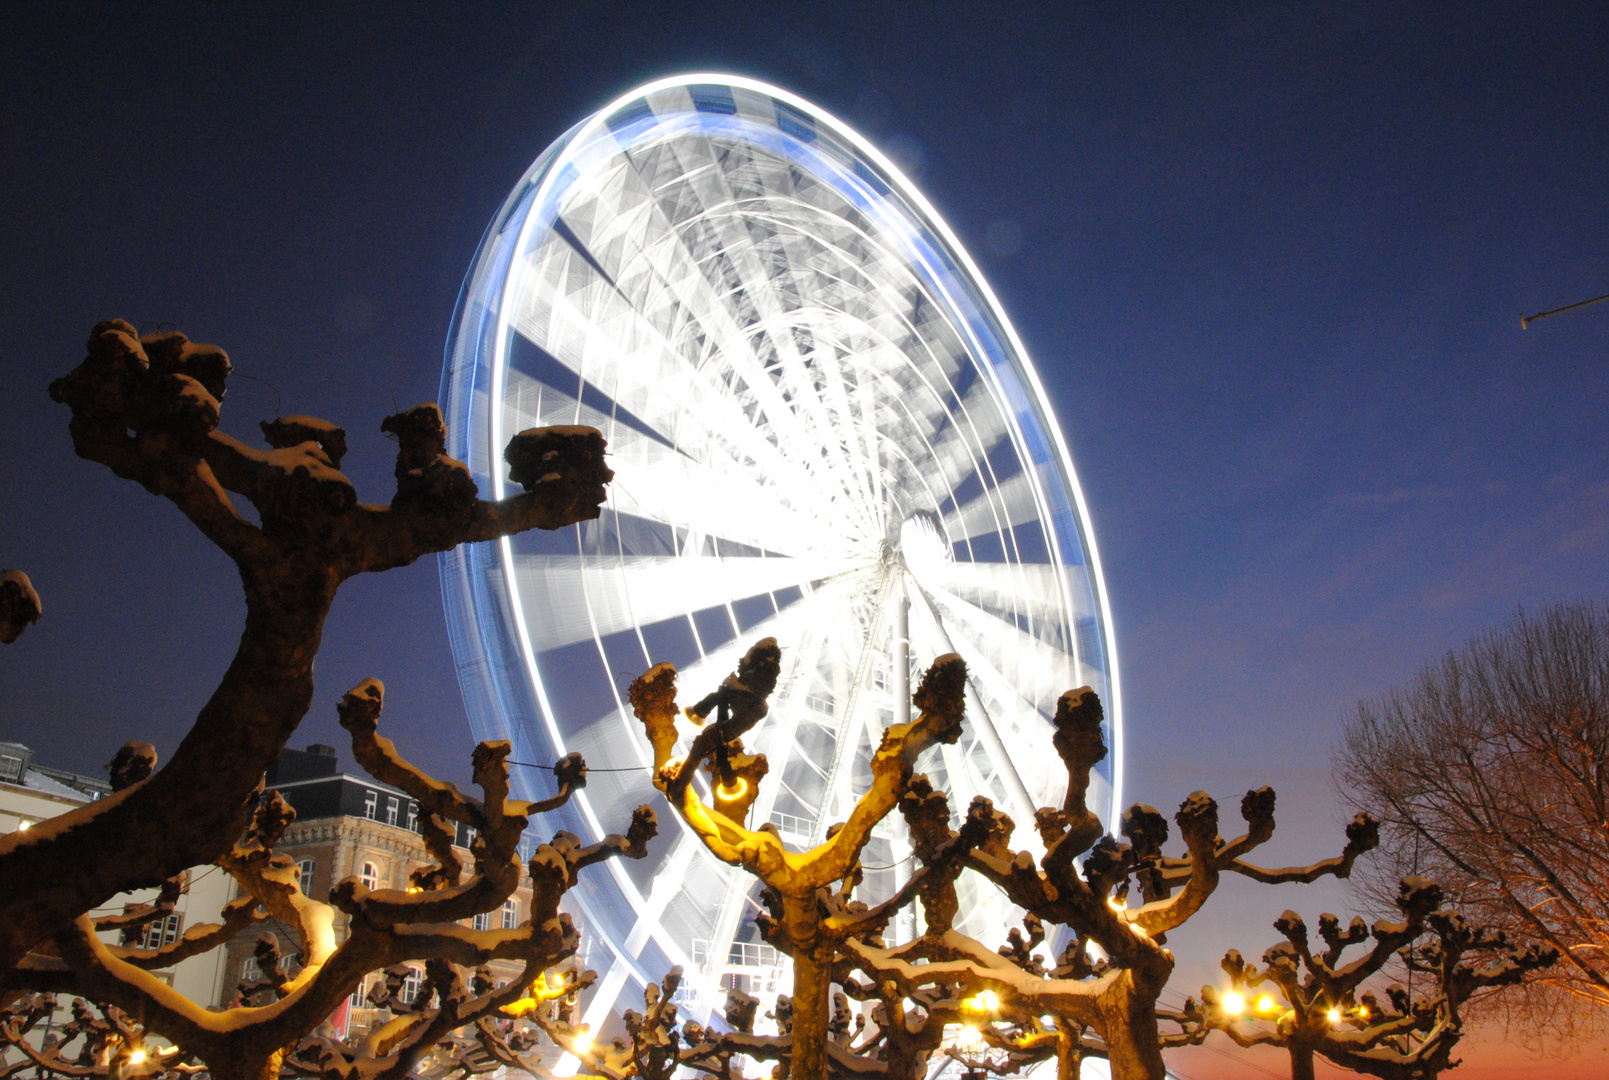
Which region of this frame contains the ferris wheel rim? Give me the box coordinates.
[438,73,1123,1023]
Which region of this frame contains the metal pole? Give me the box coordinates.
[890,579,914,940]
[1521,291,1609,328]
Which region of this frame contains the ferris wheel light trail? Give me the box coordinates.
[438,74,1123,1032]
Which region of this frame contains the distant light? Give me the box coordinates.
[16,820,29,831]
[1327,1007,1342,1024]
[407,886,423,894]
[571,1028,593,1055]
[127,1048,146,1065]
[965,989,1000,1013]
[954,1025,985,1052]
[1221,992,1246,1016]
[1358,1005,1369,1019]
[1257,995,1277,1014]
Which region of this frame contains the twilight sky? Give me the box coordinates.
[2,4,1606,1076]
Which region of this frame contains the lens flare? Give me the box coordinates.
[1222,992,1246,1016]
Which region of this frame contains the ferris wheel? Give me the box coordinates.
[438,74,1121,1031]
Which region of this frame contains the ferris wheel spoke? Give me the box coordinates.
[508,553,864,654]
[504,222,852,514]
[911,573,1078,719]
[935,561,1093,625]
[578,152,869,493]
[503,368,853,556]
[508,279,844,514]
[943,469,1048,546]
[905,584,1043,829]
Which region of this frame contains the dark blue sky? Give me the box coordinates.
[2,5,1606,1065]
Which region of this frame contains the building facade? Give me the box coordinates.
[0,743,235,1015]
[221,745,541,1035]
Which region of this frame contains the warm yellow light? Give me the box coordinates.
[715,777,748,801]
[1327,1008,1342,1024]
[1221,992,1246,1016]
[954,1025,985,1052]
[968,989,1000,1012]
[1257,995,1277,1014]
[571,1028,593,1055]
[407,886,423,894]
[16,820,29,832]
[127,1049,147,1066]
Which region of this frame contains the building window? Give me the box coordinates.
[139,913,183,950]
[297,859,315,896]
[472,911,492,932]
[349,977,367,1009]
[406,804,417,831]
[461,824,477,847]
[401,967,423,1005]
[361,862,381,890]
[385,796,399,826]
[501,899,518,929]
[0,754,22,782]
[363,789,377,820]
[242,954,262,982]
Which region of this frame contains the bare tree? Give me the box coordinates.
[0,322,629,1079]
[1199,876,1556,1079]
[1336,602,1609,1021]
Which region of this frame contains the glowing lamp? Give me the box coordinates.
[1358,1006,1369,1019]
[127,1049,147,1065]
[1221,991,1246,1016]
[1257,995,1277,1014]
[571,1028,593,1055]
[1327,1008,1342,1025]
[716,777,748,801]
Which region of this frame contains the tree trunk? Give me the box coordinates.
[782,894,832,1080]
[1290,1045,1317,1080]
[1096,971,1167,1080]
[1056,1021,1083,1080]
[787,944,833,1080]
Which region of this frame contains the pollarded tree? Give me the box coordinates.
[0,322,624,1079]
[9,679,656,1080]
[1337,602,1609,1020]
[0,320,611,975]
[1199,877,1557,1079]
[840,686,1378,1080]
[627,640,968,1080]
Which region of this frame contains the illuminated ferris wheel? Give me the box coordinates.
[438,75,1121,1030]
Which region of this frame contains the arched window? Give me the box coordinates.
[501,899,518,929]
[472,911,492,932]
[401,966,423,1005]
[360,862,381,890]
